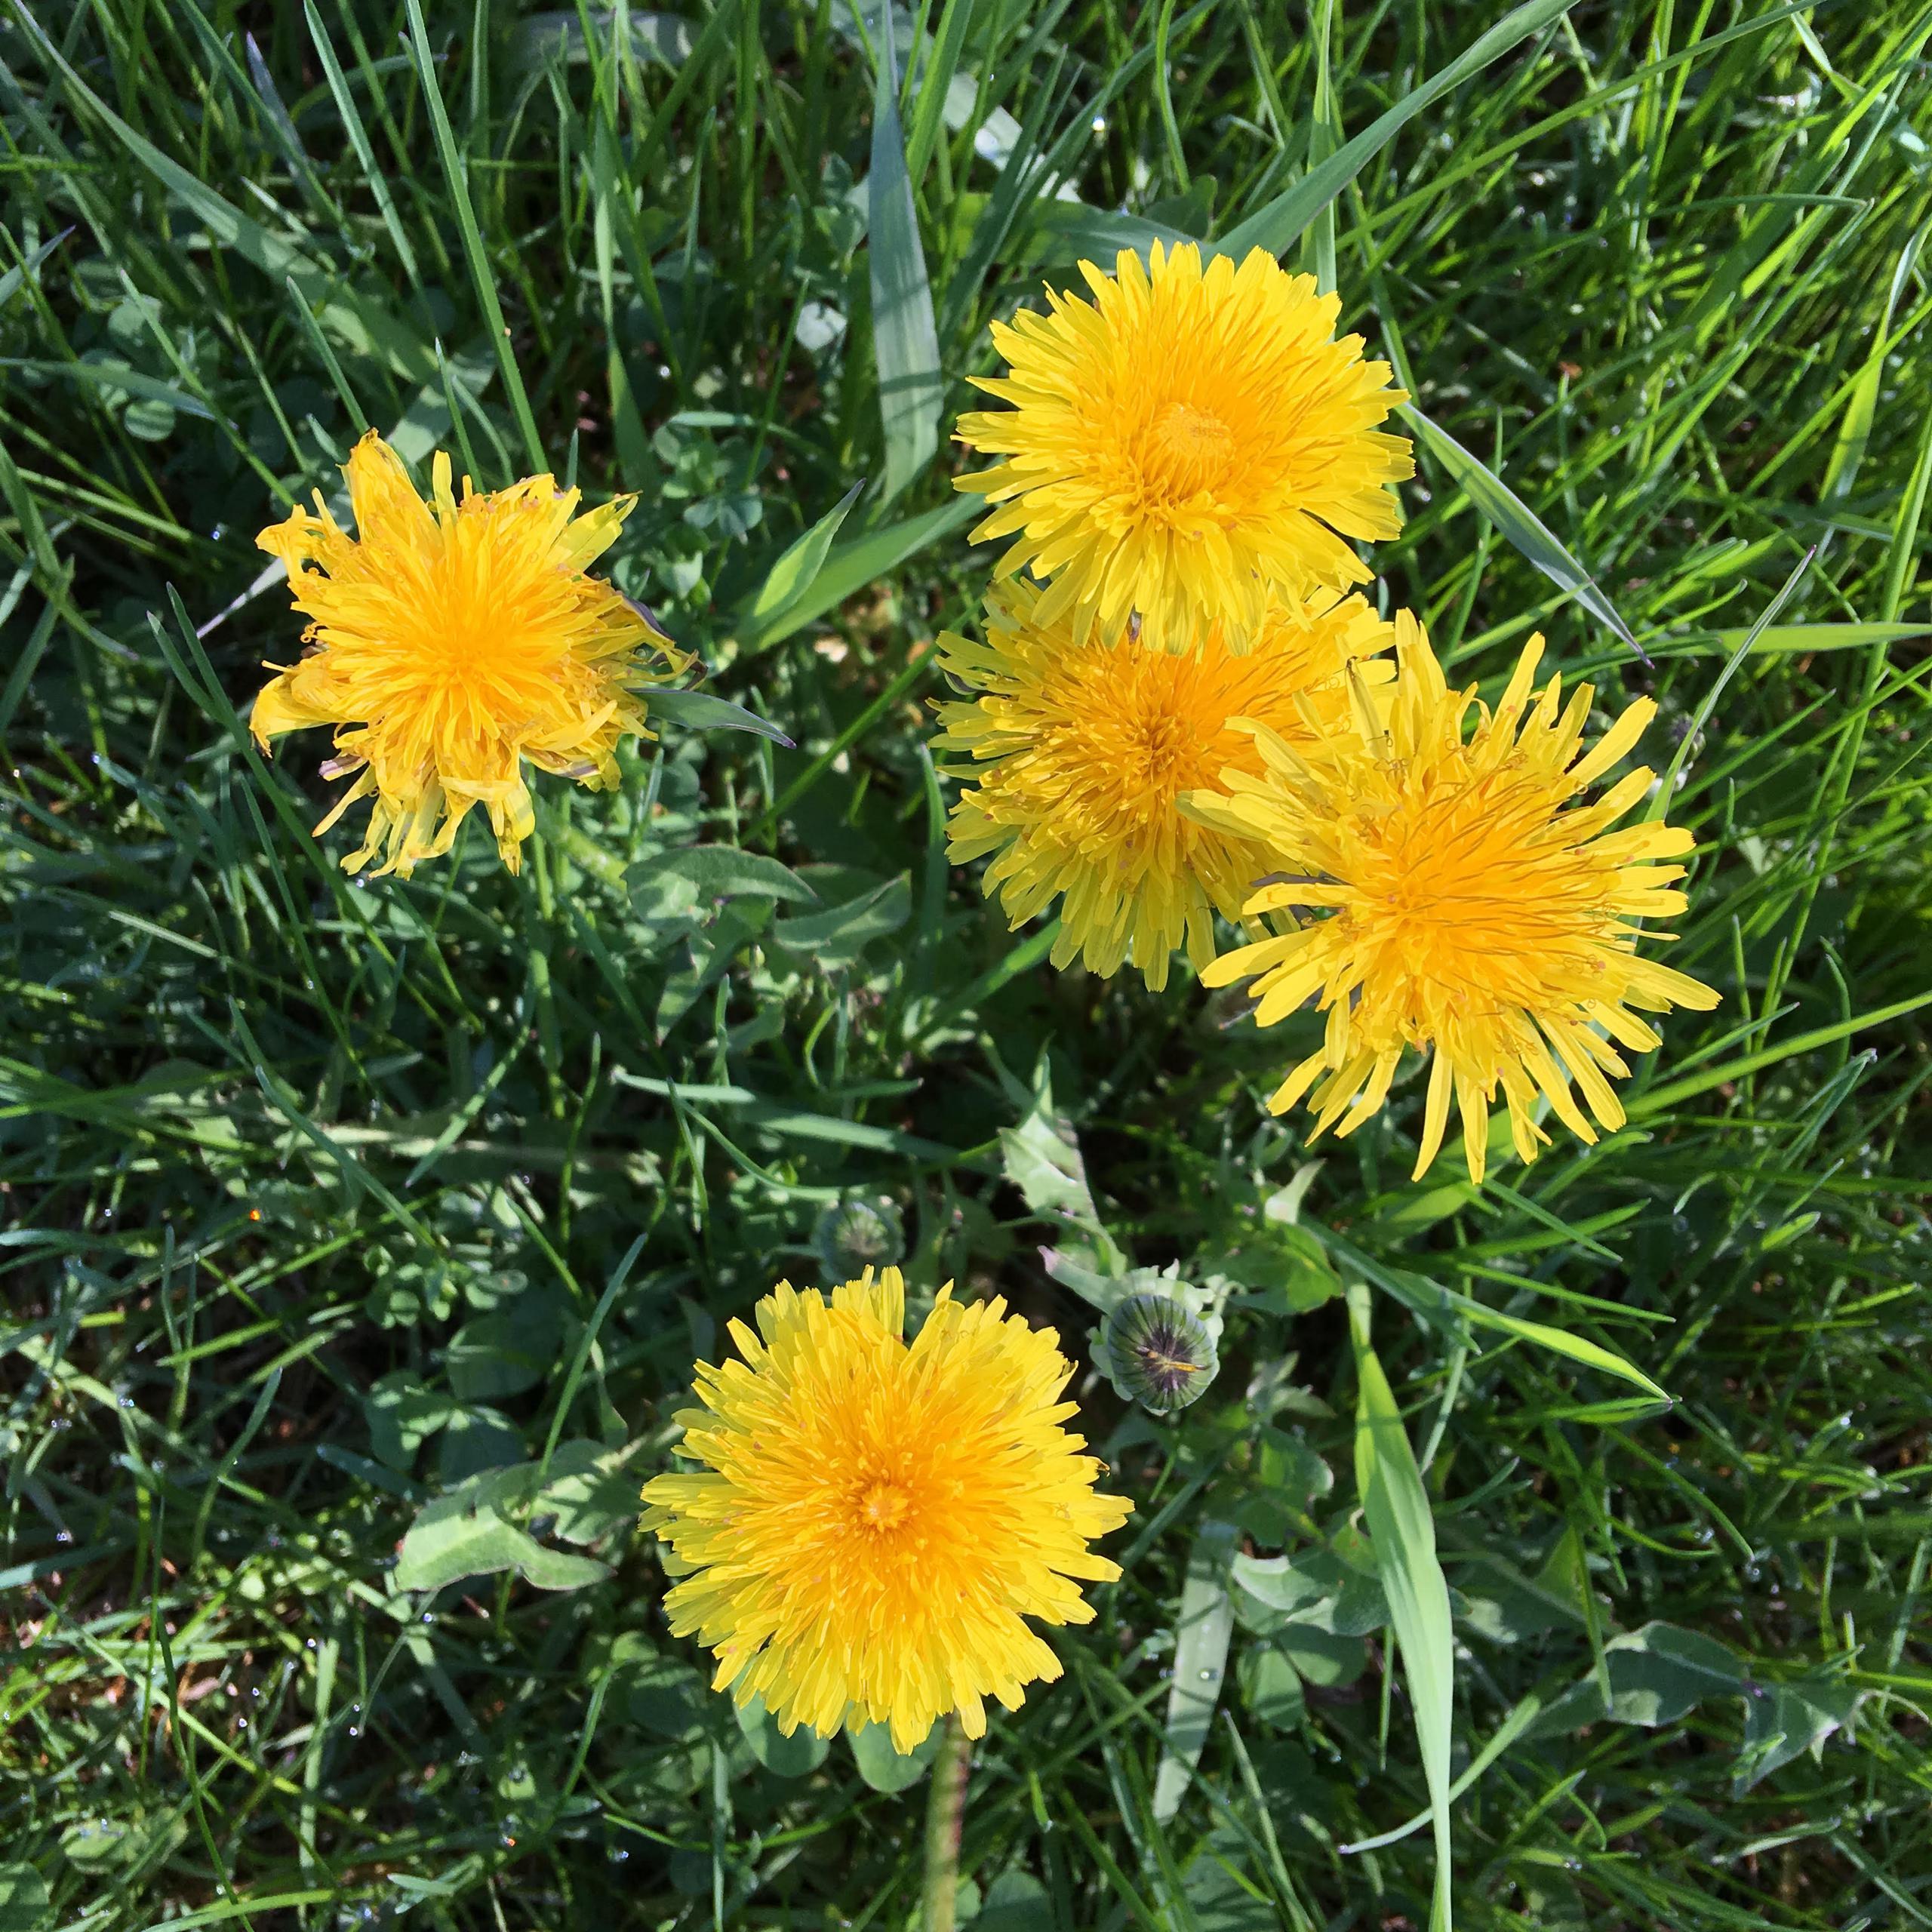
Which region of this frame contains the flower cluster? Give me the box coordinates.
[945,242,1716,1185]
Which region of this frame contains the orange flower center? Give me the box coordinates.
[1039,642,1266,830]
[1146,401,1238,499]
[857,1478,913,1536]
[1344,768,1614,1014]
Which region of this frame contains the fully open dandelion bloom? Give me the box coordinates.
[955,242,1413,639]
[934,581,1395,989]
[1187,614,1719,1184]
[251,430,688,877]
[641,1268,1131,1752]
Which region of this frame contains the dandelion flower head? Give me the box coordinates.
[641,1268,1132,1753]
[1188,614,1719,1183]
[251,430,688,877]
[934,581,1395,989]
[955,242,1413,640]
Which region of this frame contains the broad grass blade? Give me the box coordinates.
[749,497,975,652]
[743,481,866,628]
[1347,1285,1455,1932]
[869,7,943,503]
[1403,405,1645,660]
[1442,1292,1669,1401]
[1823,220,1927,506]
[1152,1516,1236,1822]
[1300,0,1339,295]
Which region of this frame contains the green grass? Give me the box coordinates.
[5,1,1932,1927]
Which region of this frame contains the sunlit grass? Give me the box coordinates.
[2,3,1930,1928]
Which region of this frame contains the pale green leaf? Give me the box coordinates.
[770,875,912,964]
[655,847,820,904]
[869,9,943,501]
[847,1718,942,1792]
[394,1495,611,1593]
[648,686,795,746]
[1152,1517,1237,1821]
[1348,1286,1455,1932]
[0,1863,50,1932]
[735,1694,833,1777]
[749,497,975,651]
[744,480,866,626]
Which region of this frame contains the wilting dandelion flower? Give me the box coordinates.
[641,1268,1132,1752]
[1188,614,1719,1183]
[934,581,1395,989]
[954,242,1413,639]
[251,430,688,877]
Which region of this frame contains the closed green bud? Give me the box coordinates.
[811,1195,906,1278]
[1098,1291,1220,1414]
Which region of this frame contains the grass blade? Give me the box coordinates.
[1152,1516,1236,1823]
[903,0,975,192]
[1442,1292,1669,1401]
[869,5,943,503]
[1823,220,1927,506]
[1220,0,1573,257]
[1346,1284,1455,1932]
[740,479,866,628]
[303,0,423,289]
[1403,404,1644,660]
[0,226,71,313]
[401,0,546,472]
[12,9,433,384]
[747,497,975,652]
[649,686,795,746]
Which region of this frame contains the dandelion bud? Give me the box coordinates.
[1098,1291,1220,1414]
[811,1195,905,1278]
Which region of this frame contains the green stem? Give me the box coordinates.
[920,1715,972,1932]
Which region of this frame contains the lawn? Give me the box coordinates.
[4,1,1932,1927]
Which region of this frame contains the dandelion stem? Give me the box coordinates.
[919,1715,973,1932]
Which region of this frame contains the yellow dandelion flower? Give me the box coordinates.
[251,430,689,877]
[933,581,1395,990]
[641,1267,1132,1754]
[954,241,1413,639]
[1188,614,1720,1184]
